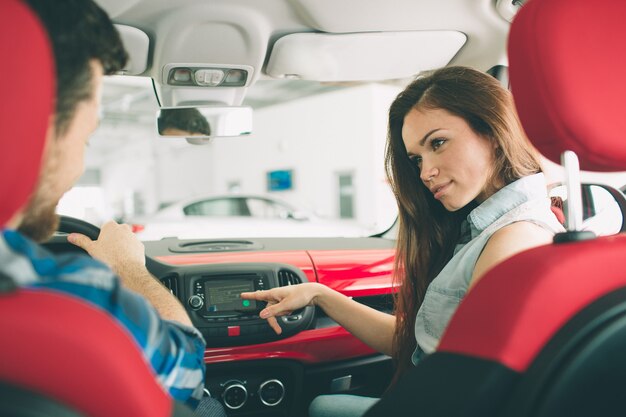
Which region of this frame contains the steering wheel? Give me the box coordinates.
[41,215,102,256]
[58,215,102,240]
[49,216,160,273]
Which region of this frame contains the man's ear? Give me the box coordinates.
[40,115,57,160]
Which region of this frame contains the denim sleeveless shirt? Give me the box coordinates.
[411,173,564,364]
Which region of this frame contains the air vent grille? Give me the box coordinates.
[170,240,263,253]
[160,275,179,298]
[278,269,301,287]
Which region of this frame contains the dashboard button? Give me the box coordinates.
[222,382,247,410]
[188,295,204,310]
[258,379,285,407]
[227,326,240,337]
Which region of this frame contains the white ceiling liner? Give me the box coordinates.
[266,31,467,82]
[292,0,495,32]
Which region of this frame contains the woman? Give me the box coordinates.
[241,66,564,417]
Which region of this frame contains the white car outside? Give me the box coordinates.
[130,194,377,240]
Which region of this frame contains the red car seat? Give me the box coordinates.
[0,0,51,227]
[0,1,193,416]
[365,0,626,416]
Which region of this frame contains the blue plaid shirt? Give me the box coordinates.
[0,229,206,408]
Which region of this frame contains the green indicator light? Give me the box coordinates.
[242,300,250,307]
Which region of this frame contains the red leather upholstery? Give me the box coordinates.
[0,290,172,417]
[508,0,626,171]
[0,0,53,226]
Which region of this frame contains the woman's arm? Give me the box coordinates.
[470,221,554,289]
[242,283,396,355]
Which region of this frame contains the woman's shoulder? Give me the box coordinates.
[483,195,563,235]
[491,221,554,245]
[470,221,553,289]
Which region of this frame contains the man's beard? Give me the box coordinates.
[17,192,59,243]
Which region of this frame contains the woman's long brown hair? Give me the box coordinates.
[386,66,543,384]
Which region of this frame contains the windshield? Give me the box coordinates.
[57,76,401,241]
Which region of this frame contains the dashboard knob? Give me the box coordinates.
[258,379,285,407]
[188,295,204,310]
[222,382,248,410]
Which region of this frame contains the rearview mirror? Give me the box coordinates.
[156,106,253,141]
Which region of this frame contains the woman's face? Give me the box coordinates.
[402,107,499,211]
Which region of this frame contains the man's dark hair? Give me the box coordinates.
[25,0,128,136]
[158,108,212,136]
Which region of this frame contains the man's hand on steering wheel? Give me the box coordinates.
[59,217,191,325]
[68,220,146,276]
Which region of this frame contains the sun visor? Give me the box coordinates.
[114,24,149,75]
[266,31,466,82]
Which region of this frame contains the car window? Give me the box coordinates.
[549,183,624,236]
[184,198,248,216]
[246,198,292,219]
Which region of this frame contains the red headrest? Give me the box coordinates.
[508,0,626,172]
[0,0,54,226]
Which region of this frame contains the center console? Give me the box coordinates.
[181,263,315,347]
[204,359,306,417]
[154,262,317,415]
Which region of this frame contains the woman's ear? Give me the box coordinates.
[491,137,500,150]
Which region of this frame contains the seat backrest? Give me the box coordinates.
[364,0,626,416]
[0,289,176,417]
[0,2,191,416]
[0,0,52,226]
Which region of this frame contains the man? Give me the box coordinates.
[158,107,212,137]
[1,0,224,415]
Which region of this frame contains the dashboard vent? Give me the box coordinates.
[278,269,301,287]
[169,240,263,253]
[160,275,179,298]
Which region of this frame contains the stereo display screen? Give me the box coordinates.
[205,279,257,313]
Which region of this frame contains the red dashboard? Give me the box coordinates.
[156,248,396,365]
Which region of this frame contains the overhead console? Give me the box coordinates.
[154,262,315,346]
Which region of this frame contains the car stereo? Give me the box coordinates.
[183,264,315,347]
[189,274,267,318]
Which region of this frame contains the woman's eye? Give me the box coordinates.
[431,138,446,150]
[410,156,422,168]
